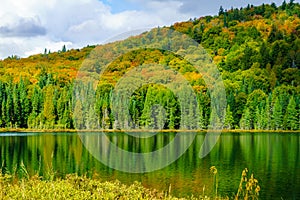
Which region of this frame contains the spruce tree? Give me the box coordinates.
[272,97,283,130]
[224,105,234,129]
[254,106,262,130]
[198,105,205,130]
[240,107,251,130]
[285,96,298,130]
[12,85,20,127]
[18,78,30,127]
[43,86,56,129]
[74,99,84,129]
[265,95,272,130]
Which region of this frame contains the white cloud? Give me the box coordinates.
[0,0,191,58]
[0,36,73,58]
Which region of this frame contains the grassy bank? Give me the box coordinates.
[0,167,260,200]
[0,174,173,200]
[0,174,218,200]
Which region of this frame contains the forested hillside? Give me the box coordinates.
[0,1,299,130]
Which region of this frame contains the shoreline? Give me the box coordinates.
[0,128,300,134]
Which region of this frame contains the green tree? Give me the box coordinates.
[62,45,67,53]
[198,105,206,130]
[219,6,224,16]
[12,85,20,127]
[285,96,298,130]
[281,0,287,10]
[73,99,84,129]
[43,86,56,128]
[240,107,251,130]
[224,105,234,129]
[86,105,98,130]
[272,97,283,130]
[254,106,263,130]
[28,86,43,128]
[18,78,30,127]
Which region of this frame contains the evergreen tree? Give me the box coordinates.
[254,106,262,130]
[259,42,270,68]
[28,86,43,128]
[224,105,234,129]
[240,107,251,130]
[1,101,6,127]
[43,86,56,128]
[209,107,221,129]
[5,85,13,128]
[272,97,283,130]
[73,99,84,129]
[265,95,272,130]
[18,78,30,127]
[12,85,20,127]
[86,105,98,129]
[260,106,268,130]
[285,96,298,130]
[218,6,224,16]
[62,106,72,129]
[62,45,67,53]
[223,13,228,28]
[281,0,287,10]
[198,105,206,130]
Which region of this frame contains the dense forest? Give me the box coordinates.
[0,1,299,130]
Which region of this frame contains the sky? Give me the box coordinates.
[0,0,292,59]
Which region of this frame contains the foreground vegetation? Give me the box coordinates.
[0,174,171,200]
[0,167,259,200]
[0,1,299,131]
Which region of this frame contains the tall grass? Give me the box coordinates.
[235,168,260,200]
[0,164,260,200]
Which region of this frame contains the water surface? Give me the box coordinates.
[0,132,299,199]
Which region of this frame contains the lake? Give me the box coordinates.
[0,132,299,199]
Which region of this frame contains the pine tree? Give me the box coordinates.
[219,6,224,16]
[74,99,84,129]
[198,105,205,130]
[281,0,287,10]
[86,105,98,130]
[209,107,221,130]
[12,85,20,127]
[254,106,263,130]
[260,42,270,68]
[265,95,272,130]
[62,106,72,129]
[5,85,13,128]
[129,98,138,128]
[224,105,234,129]
[260,106,267,130]
[43,86,56,129]
[18,78,30,127]
[223,13,228,28]
[285,96,298,130]
[187,98,198,129]
[240,107,251,130]
[168,107,175,129]
[28,86,43,128]
[62,45,66,53]
[272,97,283,130]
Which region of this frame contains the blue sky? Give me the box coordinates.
[0,0,296,58]
[102,0,141,13]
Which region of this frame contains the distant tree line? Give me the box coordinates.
[0,73,298,130]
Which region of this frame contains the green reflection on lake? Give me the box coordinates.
[0,132,299,199]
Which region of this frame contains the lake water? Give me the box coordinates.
[0,132,299,199]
